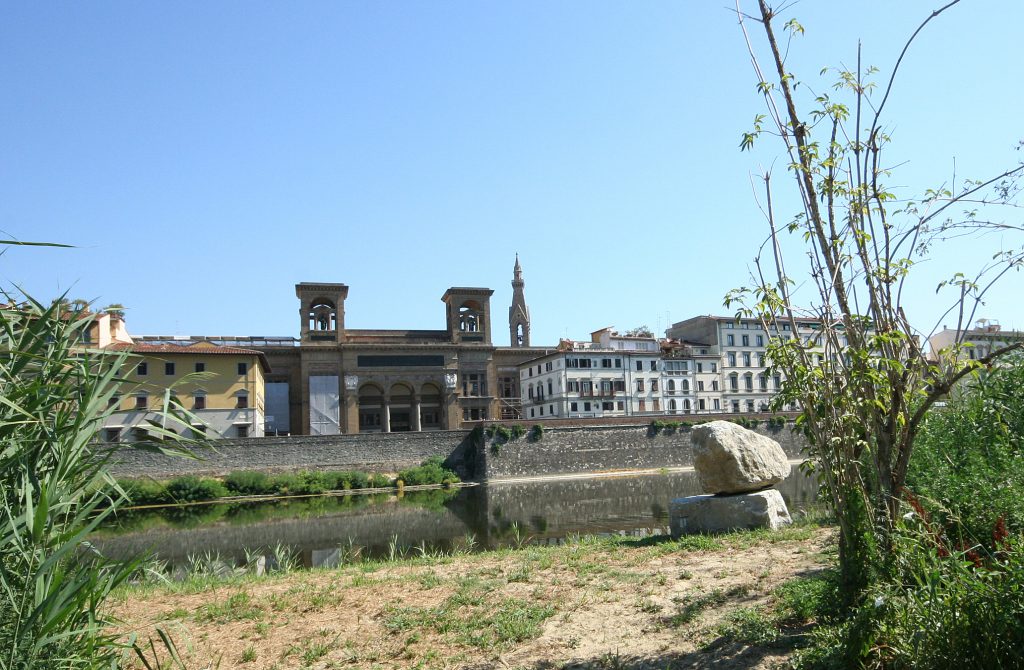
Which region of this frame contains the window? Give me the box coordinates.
[545,362,553,372]
[667,379,675,392]
[600,380,613,394]
[194,394,206,410]
[236,393,249,409]
[713,399,721,410]
[726,334,735,346]
[727,352,737,367]
[732,400,740,413]
[195,362,205,373]
[236,425,250,438]
[613,380,625,392]
[742,352,751,367]
[681,379,689,391]
[237,362,247,376]
[104,428,120,443]
[725,322,734,329]
[134,395,148,410]
[581,380,593,395]
[164,362,175,375]
[774,375,782,390]
[601,358,612,368]
[756,335,764,346]
[567,381,579,393]
[539,406,544,416]
[650,360,657,371]
[712,380,719,391]
[639,399,646,412]
[744,374,754,391]
[529,367,534,377]
[683,399,691,411]
[583,402,591,412]
[698,399,706,410]
[615,359,622,368]
[759,374,768,391]
[528,386,534,399]
[711,363,718,373]
[549,404,554,415]
[742,335,749,346]
[617,401,624,410]
[136,362,148,376]
[697,380,705,391]
[669,399,677,413]
[729,374,738,391]
[636,360,643,371]
[547,380,553,396]
[746,400,756,413]
[636,379,645,393]
[697,363,703,373]
[653,399,660,411]
[602,401,613,411]
[651,379,658,392]
[570,402,578,412]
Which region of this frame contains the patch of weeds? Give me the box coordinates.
[417,570,442,589]
[253,621,270,637]
[678,570,693,580]
[714,606,778,645]
[196,591,263,623]
[385,595,555,651]
[637,598,663,614]
[505,562,532,583]
[666,585,750,628]
[240,645,258,663]
[165,607,189,620]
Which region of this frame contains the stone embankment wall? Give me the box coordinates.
[108,430,476,479]
[109,420,808,481]
[476,424,807,480]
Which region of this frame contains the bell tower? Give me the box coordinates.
[509,254,531,347]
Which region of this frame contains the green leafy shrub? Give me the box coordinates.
[397,456,460,486]
[164,475,228,503]
[324,470,369,490]
[510,424,527,439]
[529,424,544,441]
[223,470,272,495]
[120,478,168,506]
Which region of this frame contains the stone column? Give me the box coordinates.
[412,394,422,432]
[383,399,391,433]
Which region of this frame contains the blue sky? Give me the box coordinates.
[2,1,1021,345]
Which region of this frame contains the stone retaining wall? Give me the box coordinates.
[109,420,808,482]
[476,423,806,480]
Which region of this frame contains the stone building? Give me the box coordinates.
[251,258,555,434]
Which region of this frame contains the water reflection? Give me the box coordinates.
[91,468,817,571]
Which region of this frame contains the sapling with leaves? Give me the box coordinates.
[728,0,1024,603]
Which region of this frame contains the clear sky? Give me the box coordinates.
[2,1,1021,346]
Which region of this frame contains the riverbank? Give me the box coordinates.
[113,521,834,669]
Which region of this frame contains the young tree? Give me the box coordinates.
[623,325,654,338]
[728,0,1024,602]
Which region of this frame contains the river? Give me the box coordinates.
[90,466,818,572]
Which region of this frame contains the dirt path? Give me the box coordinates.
[114,526,833,670]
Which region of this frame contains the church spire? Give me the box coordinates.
[509,254,530,347]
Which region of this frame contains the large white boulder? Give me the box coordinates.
[669,489,792,536]
[691,421,790,494]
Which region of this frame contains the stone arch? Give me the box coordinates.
[387,382,414,432]
[419,382,442,430]
[458,300,484,333]
[358,383,384,432]
[308,298,337,332]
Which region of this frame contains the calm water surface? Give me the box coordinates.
[91,469,818,571]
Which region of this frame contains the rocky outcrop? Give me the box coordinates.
[691,421,791,494]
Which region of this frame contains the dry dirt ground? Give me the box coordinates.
[112,526,833,670]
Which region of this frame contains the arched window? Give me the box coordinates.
[308,299,337,332]
[458,301,484,332]
[683,399,691,411]
[667,379,676,392]
[668,399,677,413]
[681,379,689,392]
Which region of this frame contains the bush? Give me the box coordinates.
[223,470,272,496]
[120,478,168,506]
[529,424,544,441]
[164,475,227,503]
[397,457,460,487]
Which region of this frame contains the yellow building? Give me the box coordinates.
[98,329,270,442]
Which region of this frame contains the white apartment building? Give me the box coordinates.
[667,315,829,413]
[518,327,664,419]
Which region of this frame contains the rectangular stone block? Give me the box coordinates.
[669,488,792,537]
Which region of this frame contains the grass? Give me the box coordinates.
[113,515,832,667]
